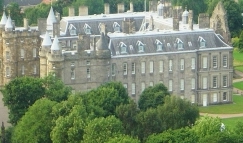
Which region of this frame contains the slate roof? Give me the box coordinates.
[4,0,42,6]
[108,30,231,57]
[60,13,144,36]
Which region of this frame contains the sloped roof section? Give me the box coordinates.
[42,32,52,46]
[0,11,7,25]
[47,6,57,26]
[5,16,13,29]
[51,35,60,50]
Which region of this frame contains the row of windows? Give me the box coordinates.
[5,65,37,77]
[191,92,228,103]
[203,75,228,89]
[202,55,228,68]
[6,48,37,60]
[70,68,91,80]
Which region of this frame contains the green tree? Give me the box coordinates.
[12,98,57,143]
[238,31,243,52]
[2,76,45,125]
[82,116,124,143]
[6,2,24,26]
[107,134,140,143]
[138,83,170,111]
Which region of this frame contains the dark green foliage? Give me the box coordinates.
[6,2,23,26]
[199,132,238,143]
[138,83,170,111]
[238,31,243,52]
[107,134,140,143]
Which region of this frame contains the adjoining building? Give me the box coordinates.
[0,1,233,106]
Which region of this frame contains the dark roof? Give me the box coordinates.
[4,0,42,6]
[108,30,230,56]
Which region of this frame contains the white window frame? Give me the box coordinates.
[123,83,128,89]
[169,60,172,71]
[180,79,184,91]
[213,93,217,102]
[33,65,37,74]
[191,57,195,70]
[198,36,206,48]
[169,80,173,91]
[191,78,195,89]
[119,42,127,54]
[83,23,91,34]
[6,51,10,60]
[20,49,24,59]
[132,63,136,74]
[69,24,77,36]
[6,67,10,77]
[111,64,116,76]
[203,57,207,69]
[180,59,184,70]
[223,75,227,87]
[159,60,163,73]
[213,76,217,88]
[203,77,207,89]
[123,63,128,75]
[191,95,195,103]
[223,55,227,67]
[71,70,75,80]
[21,65,25,75]
[155,39,163,51]
[213,56,217,68]
[113,22,121,32]
[137,41,144,53]
[176,38,183,50]
[141,82,145,92]
[132,83,136,95]
[33,48,37,58]
[87,68,90,78]
[141,62,145,74]
[150,61,153,73]
[149,82,154,87]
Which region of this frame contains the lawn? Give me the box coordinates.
[233,81,243,90]
[233,50,243,72]
[199,95,243,114]
[222,117,243,131]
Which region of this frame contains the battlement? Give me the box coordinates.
[2,29,40,38]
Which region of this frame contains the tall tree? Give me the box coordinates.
[107,134,140,143]
[6,2,24,26]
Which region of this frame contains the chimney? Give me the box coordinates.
[79,6,88,16]
[149,16,154,31]
[11,20,15,30]
[122,18,129,34]
[78,34,90,53]
[69,7,75,16]
[198,13,210,29]
[23,18,29,30]
[149,0,157,12]
[122,18,135,34]
[104,3,110,14]
[173,18,179,31]
[53,22,60,37]
[188,10,193,30]
[130,2,134,12]
[38,18,47,34]
[55,12,60,22]
[117,3,124,13]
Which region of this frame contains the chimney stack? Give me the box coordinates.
[188,10,193,30]
[117,3,124,13]
[198,13,210,29]
[79,6,88,16]
[104,3,110,14]
[130,2,134,12]
[24,18,29,30]
[69,7,75,16]
[53,22,60,37]
[56,12,60,22]
[38,18,47,34]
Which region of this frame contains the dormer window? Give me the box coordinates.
[155,39,163,51]
[198,36,206,48]
[136,41,145,53]
[113,22,120,32]
[68,24,77,36]
[119,42,127,54]
[83,23,91,34]
[175,38,183,50]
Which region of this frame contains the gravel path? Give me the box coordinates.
[200,113,243,119]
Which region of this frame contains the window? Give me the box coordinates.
[159,60,163,73]
[132,83,136,95]
[132,63,135,74]
[169,80,173,91]
[223,75,227,87]
[213,93,217,102]
[71,62,75,67]
[141,62,145,74]
[141,82,145,92]
[87,68,91,78]
[213,56,217,68]
[150,61,153,73]
[155,39,163,51]
[169,60,172,71]
[123,83,128,89]
[180,59,184,70]
[213,76,217,88]
[113,22,120,32]
[191,78,195,89]
[111,63,116,76]
[223,55,227,67]
[33,65,37,74]
[191,95,195,103]
[6,51,10,60]
[86,61,90,65]
[176,38,183,50]
[21,65,25,75]
[72,44,77,49]
[203,57,207,68]
[83,23,91,34]
[198,36,206,48]
[191,58,195,69]
[33,48,36,58]
[180,79,184,91]
[149,82,154,87]
[203,77,207,89]
[159,81,163,84]
[137,41,144,52]
[20,49,24,59]
[123,63,127,75]
[69,24,77,35]
[223,92,227,101]
[71,70,75,79]
[119,42,127,54]
[6,67,10,77]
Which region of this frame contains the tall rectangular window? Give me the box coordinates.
[150,61,153,73]
[33,48,37,58]
[223,75,227,87]
[132,63,136,74]
[213,56,217,68]
[149,82,154,87]
[180,59,184,70]
[223,92,227,101]
[6,51,10,60]
[87,68,90,78]
[132,83,136,95]
[123,83,128,89]
[223,55,227,67]
[71,70,75,79]
[180,79,184,90]
[191,58,195,69]
[203,57,207,68]
[141,82,145,92]
[191,95,195,103]
[21,65,25,75]
[169,80,172,91]
[159,60,163,73]
[203,77,207,89]
[33,65,37,74]
[141,62,145,74]
[169,60,172,71]
[20,49,24,58]
[213,93,217,102]
[111,63,116,76]
[191,78,195,89]
[213,76,217,88]
[6,67,10,77]
[123,63,128,75]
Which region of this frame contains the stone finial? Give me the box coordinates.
[104,3,110,14]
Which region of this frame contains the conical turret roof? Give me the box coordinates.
[47,7,57,26]
[5,16,13,29]
[51,35,60,50]
[42,32,52,46]
[96,32,108,50]
[0,11,7,25]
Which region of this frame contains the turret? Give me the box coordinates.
[0,11,7,28]
[5,16,13,31]
[46,7,57,32]
[41,32,52,50]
